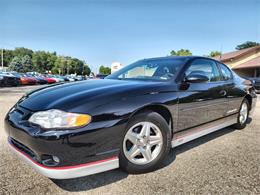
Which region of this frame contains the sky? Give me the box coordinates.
[1,0,260,72]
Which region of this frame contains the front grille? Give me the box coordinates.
[10,138,36,160]
[13,106,32,120]
[15,108,24,116]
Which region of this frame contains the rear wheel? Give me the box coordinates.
[232,99,249,129]
[119,111,171,174]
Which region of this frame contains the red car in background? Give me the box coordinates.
[20,74,37,85]
[43,76,57,84]
[11,73,36,85]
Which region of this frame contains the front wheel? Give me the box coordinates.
[119,111,171,174]
[232,99,249,129]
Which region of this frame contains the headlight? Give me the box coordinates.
[0,76,3,80]
[28,109,91,129]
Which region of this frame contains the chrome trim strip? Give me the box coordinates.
[8,142,119,179]
[171,115,237,148]
[226,109,238,114]
[180,100,226,111]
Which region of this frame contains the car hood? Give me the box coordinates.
[18,79,173,112]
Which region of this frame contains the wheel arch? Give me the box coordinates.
[129,104,173,133]
[244,94,252,110]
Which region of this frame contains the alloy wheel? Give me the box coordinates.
[239,102,248,124]
[123,122,163,165]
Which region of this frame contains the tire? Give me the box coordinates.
[119,111,171,174]
[232,99,249,129]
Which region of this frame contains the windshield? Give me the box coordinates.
[106,58,186,81]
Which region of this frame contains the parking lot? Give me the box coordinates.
[0,85,259,195]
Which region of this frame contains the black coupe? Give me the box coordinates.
[5,56,257,179]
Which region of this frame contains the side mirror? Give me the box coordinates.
[184,74,209,83]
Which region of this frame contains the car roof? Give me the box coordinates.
[141,56,211,62]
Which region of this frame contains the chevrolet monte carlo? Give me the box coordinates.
[5,56,257,179]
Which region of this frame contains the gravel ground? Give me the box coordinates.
[0,86,260,195]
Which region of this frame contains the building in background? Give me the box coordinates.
[214,46,260,78]
[111,62,123,73]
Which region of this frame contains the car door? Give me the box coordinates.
[177,58,228,131]
[217,62,242,116]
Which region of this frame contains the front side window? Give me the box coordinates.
[185,59,221,82]
[107,59,187,81]
[218,63,233,80]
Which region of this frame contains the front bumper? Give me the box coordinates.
[5,105,126,179]
[8,138,119,179]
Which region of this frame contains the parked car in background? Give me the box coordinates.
[0,71,89,87]
[76,75,85,81]
[22,74,37,85]
[5,56,257,179]
[33,76,48,85]
[244,77,260,93]
[11,73,27,85]
[0,72,20,87]
[96,74,109,79]
[42,75,57,84]
[50,75,65,82]
[64,75,75,82]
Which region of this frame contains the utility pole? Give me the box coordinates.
[1,48,3,70]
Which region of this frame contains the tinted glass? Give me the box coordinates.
[185,59,221,82]
[107,58,187,81]
[219,63,232,80]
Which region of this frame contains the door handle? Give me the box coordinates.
[219,90,227,96]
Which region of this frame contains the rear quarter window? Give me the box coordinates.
[218,63,233,80]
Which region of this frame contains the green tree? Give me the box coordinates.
[209,51,222,57]
[99,65,111,74]
[52,56,66,74]
[82,63,91,76]
[235,41,260,50]
[32,51,47,72]
[170,49,192,56]
[32,51,57,73]
[8,56,23,72]
[13,47,33,58]
[21,55,33,72]
[0,49,14,67]
[46,52,57,71]
[2,47,91,74]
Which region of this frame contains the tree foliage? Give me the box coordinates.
[209,51,222,57]
[1,47,91,75]
[99,65,111,74]
[13,47,33,58]
[0,49,14,67]
[21,55,33,72]
[235,41,260,50]
[9,56,23,72]
[170,49,192,56]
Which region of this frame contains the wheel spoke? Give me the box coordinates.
[126,131,138,144]
[140,123,150,138]
[239,103,248,124]
[141,145,152,161]
[239,115,243,123]
[128,145,141,158]
[149,135,161,146]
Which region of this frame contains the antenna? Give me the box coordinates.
[220,44,223,60]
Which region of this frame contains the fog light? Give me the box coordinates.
[41,154,60,166]
[52,156,60,163]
